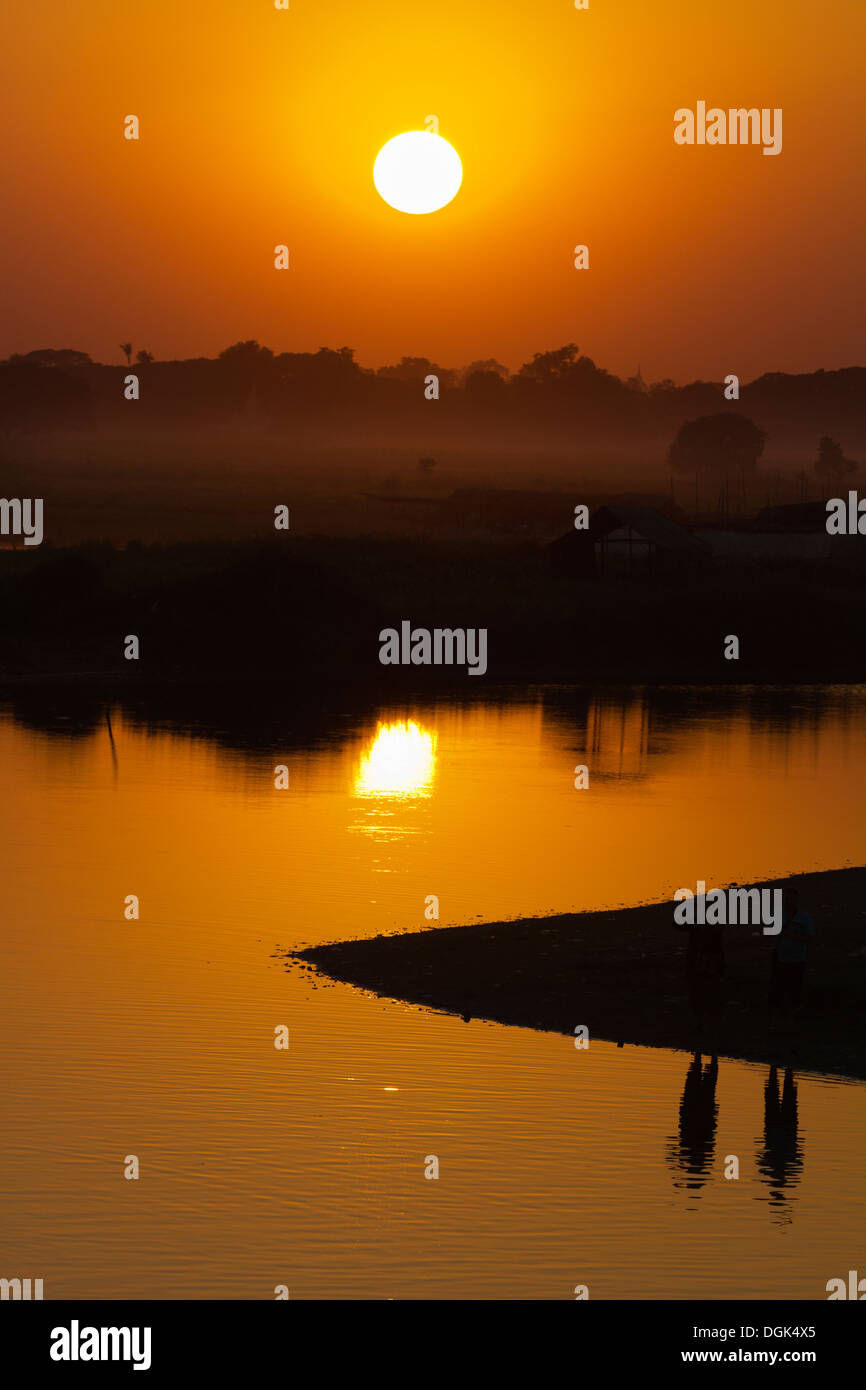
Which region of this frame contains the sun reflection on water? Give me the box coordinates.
[354,720,438,799]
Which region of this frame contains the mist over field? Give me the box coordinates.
[3,343,864,544]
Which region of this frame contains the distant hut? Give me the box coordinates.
[549,504,708,579]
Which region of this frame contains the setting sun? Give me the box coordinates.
[373,131,463,215]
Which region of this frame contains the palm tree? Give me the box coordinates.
[120,342,132,366]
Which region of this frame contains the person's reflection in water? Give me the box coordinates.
[756,1065,803,1223]
[666,1052,719,1197]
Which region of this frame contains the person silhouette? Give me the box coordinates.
[666,1052,719,1194]
[675,912,725,1037]
[768,885,813,1036]
[756,1065,803,1221]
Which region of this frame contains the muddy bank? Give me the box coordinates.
[290,865,866,1080]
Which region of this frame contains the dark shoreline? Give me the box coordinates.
[3,534,866,687]
[290,865,866,1080]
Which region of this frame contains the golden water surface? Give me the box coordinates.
[1,686,864,1298]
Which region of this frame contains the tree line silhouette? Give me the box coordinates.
[0,341,863,472]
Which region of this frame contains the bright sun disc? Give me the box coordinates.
[373,131,462,215]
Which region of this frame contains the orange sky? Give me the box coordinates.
[1,0,864,380]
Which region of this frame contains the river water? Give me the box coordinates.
[1,685,863,1298]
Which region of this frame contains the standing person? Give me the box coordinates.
[768,885,813,1028]
[675,917,725,1035]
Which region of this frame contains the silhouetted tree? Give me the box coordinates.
[515,346,627,414]
[517,344,580,384]
[814,435,858,482]
[216,341,276,405]
[459,358,509,383]
[10,348,92,368]
[218,339,274,367]
[120,342,132,366]
[135,349,154,365]
[467,366,506,393]
[668,412,766,476]
[377,356,457,388]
